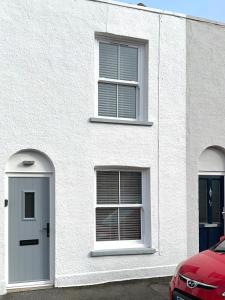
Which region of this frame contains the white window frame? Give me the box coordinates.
[95,35,148,122]
[94,167,151,250]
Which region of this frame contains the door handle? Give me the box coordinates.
[222,212,225,215]
[43,223,50,237]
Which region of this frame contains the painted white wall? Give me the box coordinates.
[158,13,187,261]
[0,0,186,294]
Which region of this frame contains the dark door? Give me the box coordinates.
[199,176,224,252]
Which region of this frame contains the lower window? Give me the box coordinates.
[96,170,143,242]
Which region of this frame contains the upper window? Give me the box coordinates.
[96,170,142,242]
[97,38,147,121]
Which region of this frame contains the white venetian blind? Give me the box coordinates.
[118,85,136,119]
[99,43,118,79]
[98,42,138,119]
[96,171,142,241]
[120,45,138,81]
[98,83,117,117]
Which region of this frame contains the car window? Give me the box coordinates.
[212,240,225,252]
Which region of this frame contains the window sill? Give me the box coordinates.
[90,247,156,257]
[89,117,153,127]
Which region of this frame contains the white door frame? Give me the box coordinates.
[5,172,55,289]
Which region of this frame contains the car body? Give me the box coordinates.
[170,236,225,300]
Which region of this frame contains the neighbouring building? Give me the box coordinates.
[0,0,225,295]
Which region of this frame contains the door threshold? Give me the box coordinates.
[7,281,53,293]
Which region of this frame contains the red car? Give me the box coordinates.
[170,236,225,300]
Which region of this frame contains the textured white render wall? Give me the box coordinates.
[0,0,186,293]
[158,14,187,261]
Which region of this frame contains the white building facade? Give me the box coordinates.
[0,0,224,295]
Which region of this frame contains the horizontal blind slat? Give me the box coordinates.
[97,171,119,204]
[119,45,138,81]
[98,83,117,117]
[120,171,142,204]
[119,208,141,240]
[118,85,136,119]
[99,43,118,79]
[96,208,119,241]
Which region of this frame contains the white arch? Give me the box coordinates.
[199,146,225,172]
[5,149,54,173]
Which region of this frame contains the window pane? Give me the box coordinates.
[199,178,208,223]
[24,192,35,219]
[118,85,136,119]
[96,208,118,241]
[212,179,221,223]
[99,43,118,79]
[97,171,119,204]
[119,46,138,81]
[98,83,117,117]
[119,208,141,240]
[120,171,142,204]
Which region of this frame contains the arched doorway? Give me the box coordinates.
[6,149,54,286]
[199,146,225,251]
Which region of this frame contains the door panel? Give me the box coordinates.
[8,177,50,283]
[199,176,224,252]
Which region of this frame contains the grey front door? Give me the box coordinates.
[8,177,50,283]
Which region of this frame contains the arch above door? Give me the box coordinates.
[5,149,54,173]
[199,146,225,173]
